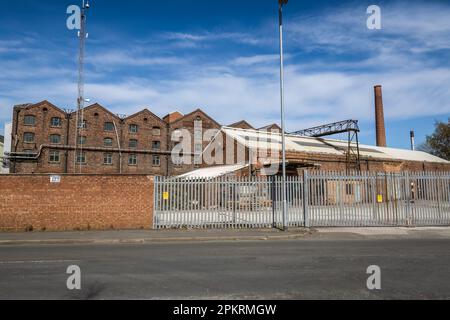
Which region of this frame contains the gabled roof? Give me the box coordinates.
[259,123,282,131]
[17,100,67,115]
[124,108,166,125]
[14,103,33,109]
[170,108,222,128]
[229,120,255,130]
[70,103,121,120]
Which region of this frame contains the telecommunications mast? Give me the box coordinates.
[74,0,90,173]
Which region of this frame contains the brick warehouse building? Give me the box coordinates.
[6,84,450,176]
[8,100,224,176]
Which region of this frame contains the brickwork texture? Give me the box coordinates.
[0,175,154,232]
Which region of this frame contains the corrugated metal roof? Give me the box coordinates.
[221,127,449,164]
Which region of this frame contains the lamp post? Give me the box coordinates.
[278,0,288,231]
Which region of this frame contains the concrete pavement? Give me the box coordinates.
[0,228,313,245]
[1,227,450,245]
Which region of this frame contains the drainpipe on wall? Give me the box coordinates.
[113,121,122,174]
[166,122,170,177]
[12,108,21,173]
[64,112,71,173]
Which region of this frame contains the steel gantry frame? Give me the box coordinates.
[291,120,362,173]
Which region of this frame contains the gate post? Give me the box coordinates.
[303,170,310,228]
[404,171,412,227]
[271,176,276,229]
[153,176,158,230]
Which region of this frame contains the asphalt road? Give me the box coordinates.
[0,239,449,300]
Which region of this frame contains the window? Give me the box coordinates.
[78,136,86,145]
[104,138,113,147]
[51,117,62,127]
[76,152,86,164]
[24,115,36,126]
[104,122,114,132]
[128,154,137,166]
[129,124,138,134]
[346,184,354,196]
[152,127,161,136]
[152,155,161,167]
[152,141,161,150]
[50,134,61,144]
[104,153,113,165]
[23,132,35,143]
[129,139,138,149]
[77,120,87,129]
[49,150,60,163]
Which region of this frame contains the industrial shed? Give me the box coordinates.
[202,127,450,175]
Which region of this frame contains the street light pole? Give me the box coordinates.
[278,0,288,231]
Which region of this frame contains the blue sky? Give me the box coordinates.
[0,0,449,149]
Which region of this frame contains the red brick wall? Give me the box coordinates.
[12,101,69,174]
[0,175,154,232]
[10,102,222,176]
[168,109,221,176]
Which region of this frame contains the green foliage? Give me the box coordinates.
[420,118,450,161]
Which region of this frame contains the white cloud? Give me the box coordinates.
[293,2,450,54]
[1,0,449,143]
[231,54,280,66]
[5,63,446,132]
[161,31,270,46]
[88,51,186,67]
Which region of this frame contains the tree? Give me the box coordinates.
[420,118,450,161]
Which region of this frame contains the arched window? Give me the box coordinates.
[104,138,113,147]
[24,115,36,126]
[50,134,61,144]
[23,132,35,143]
[129,139,138,149]
[104,122,114,132]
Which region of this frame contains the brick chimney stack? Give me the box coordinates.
[374,85,387,147]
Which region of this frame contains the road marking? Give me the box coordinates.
[0,260,81,265]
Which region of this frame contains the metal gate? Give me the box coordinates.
[153,176,304,229]
[153,172,450,229]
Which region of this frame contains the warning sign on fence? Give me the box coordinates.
[163,192,169,200]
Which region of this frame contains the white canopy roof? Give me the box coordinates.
[177,164,249,179]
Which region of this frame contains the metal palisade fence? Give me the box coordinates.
[153,171,450,229]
